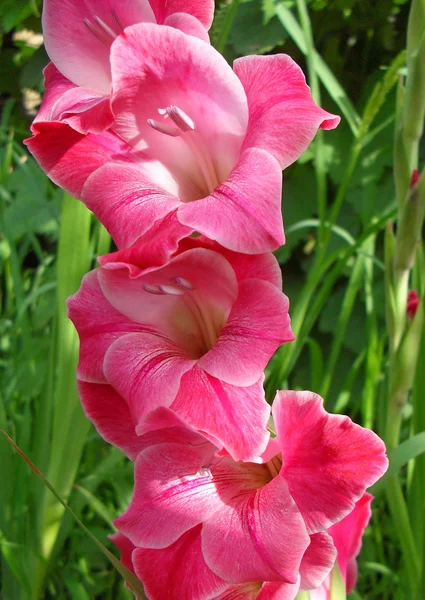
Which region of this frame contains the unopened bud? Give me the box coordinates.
[407,289,420,318]
[410,169,420,188]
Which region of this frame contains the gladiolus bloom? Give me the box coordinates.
[111,391,387,600]
[68,234,293,461]
[35,0,213,134]
[310,494,374,599]
[27,24,339,254]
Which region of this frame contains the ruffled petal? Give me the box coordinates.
[48,87,113,134]
[148,0,215,28]
[172,366,270,461]
[115,441,224,547]
[98,211,191,267]
[25,124,128,198]
[199,279,293,386]
[234,55,340,169]
[104,332,196,430]
[67,270,139,383]
[110,532,137,576]
[273,391,388,533]
[42,0,155,93]
[299,533,336,590]
[257,581,300,600]
[178,148,284,254]
[132,526,227,600]
[82,162,181,248]
[161,235,283,289]
[78,381,144,459]
[328,493,373,593]
[202,476,309,584]
[164,12,210,43]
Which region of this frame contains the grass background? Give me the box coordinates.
[1,0,424,598]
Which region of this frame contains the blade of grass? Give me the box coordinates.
[273,3,361,135]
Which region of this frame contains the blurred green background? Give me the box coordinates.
[1,1,424,599]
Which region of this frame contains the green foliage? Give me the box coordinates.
[1,0,424,599]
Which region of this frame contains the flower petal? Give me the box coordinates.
[98,210,191,267]
[132,526,227,600]
[299,533,336,590]
[110,23,248,196]
[234,55,340,169]
[98,247,238,348]
[214,584,262,600]
[164,12,211,43]
[78,381,144,459]
[199,279,293,386]
[67,270,139,383]
[48,87,113,134]
[172,366,270,461]
[178,148,284,254]
[110,532,137,576]
[257,580,300,600]
[104,332,196,430]
[202,475,309,584]
[25,124,127,198]
[82,162,181,248]
[273,391,388,533]
[42,0,155,93]
[148,0,215,28]
[115,441,224,547]
[178,236,283,289]
[328,493,373,593]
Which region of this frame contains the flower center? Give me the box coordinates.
[83,11,124,47]
[147,105,221,196]
[143,276,226,357]
[266,453,283,479]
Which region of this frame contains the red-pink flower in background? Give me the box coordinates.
[111,391,387,600]
[27,24,339,254]
[68,233,293,461]
[310,493,374,600]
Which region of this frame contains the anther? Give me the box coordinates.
[147,119,180,137]
[143,284,166,295]
[93,15,117,39]
[83,18,111,47]
[160,106,195,133]
[111,10,124,32]
[172,276,195,290]
[159,284,185,296]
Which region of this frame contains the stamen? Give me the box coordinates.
[159,284,185,296]
[83,18,111,47]
[160,106,195,133]
[197,466,213,479]
[111,10,124,32]
[143,284,166,295]
[147,119,180,137]
[172,276,195,290]
[93,15,118,40]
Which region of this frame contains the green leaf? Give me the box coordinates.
[1,430,148,600]
[371,432,425,494]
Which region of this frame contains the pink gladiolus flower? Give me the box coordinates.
[68,233,293,461]
[35,0,213,133]
[27,24,340,254]
[111,391,387,600]
[310,494,374,599]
